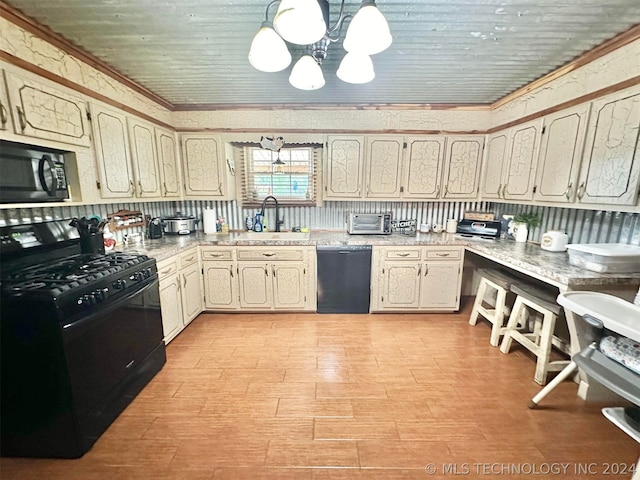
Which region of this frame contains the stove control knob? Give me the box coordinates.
[94,288,109,302]
[81,294,96,305]
[134,271,145,281]
[113,279,127,290]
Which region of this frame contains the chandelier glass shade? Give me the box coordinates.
[248,0,391,91]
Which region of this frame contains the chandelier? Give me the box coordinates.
[248,0,392,90]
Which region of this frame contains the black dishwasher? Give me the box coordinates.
[316,245,372,313]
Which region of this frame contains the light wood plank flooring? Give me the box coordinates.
[2,299,638,479]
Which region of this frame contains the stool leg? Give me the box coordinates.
[533,311,557,385]
[500,296,524,354]
[489,286,507,347]
[528,360,577,408]
[469,279,488,326]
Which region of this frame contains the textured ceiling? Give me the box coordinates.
[4,0,640,107]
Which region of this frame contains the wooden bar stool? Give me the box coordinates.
[500,284,571,385]
[469,269,519,347]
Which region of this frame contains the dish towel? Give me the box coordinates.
[600,335,640,375]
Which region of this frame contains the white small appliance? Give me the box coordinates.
[540,230,569,252]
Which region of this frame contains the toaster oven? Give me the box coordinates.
[347,213,392,235]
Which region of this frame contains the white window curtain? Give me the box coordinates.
[235,143,321,207]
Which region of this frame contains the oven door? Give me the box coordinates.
[61,278,164,445]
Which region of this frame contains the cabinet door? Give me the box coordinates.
[203,262,238,310]
[0,71,10,132]
[159,274,183,344]
[534,104,590,203]
[238,263,272,309]
[324,136,365,198]
[402,136,445,199]
[481,131,508,200]
[379,262,421,309]
[155,127,181,198]
[181,134,226,197]
[442,136,483,199]
[4,70,91,147]
[272,263,306,309]
[180,263,203,325]
[90,103,135,198]
[128,117,161,198]
[419,261,462,310]
[577,87,640,206]
[503,119,543,201]
[365,136,402,198]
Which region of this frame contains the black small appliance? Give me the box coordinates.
[147,217,164,239]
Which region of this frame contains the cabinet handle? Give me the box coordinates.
[564,182,573,200]
[576,181,586,200]
[185,256,195,262]
[264,266,269,276]
[262,253,276,257]
[230,266,234,277]
[273,267,276,277]
[417,265,421,276]
[444,185,449,197]
[497,183,502,198]
[501,184,507,198]
[182,274,187,287]
[163,182,168,196]
[210,253,223,257]
[397,253,410,257]
[0,100,7,127]
[435,185,440,197]
[159,267,173,275]
[424,265,429,276]
[129,180,135,194]
[436,253,450,257]
[16,106,27,131]
[138,181,144,194]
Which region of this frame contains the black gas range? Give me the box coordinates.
[1,220,166,458]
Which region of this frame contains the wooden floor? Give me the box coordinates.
[2,299,638,479]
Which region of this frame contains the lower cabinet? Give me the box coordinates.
[201,246,316,312]
[157,247,203,344]
[371,246,463,312]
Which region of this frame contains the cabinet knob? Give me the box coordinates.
[16,106,27,131]
[564,182,573,200]
[576,181,586,200]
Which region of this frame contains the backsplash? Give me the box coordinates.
[2,200,639,246]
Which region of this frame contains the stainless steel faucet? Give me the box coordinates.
[260,195,283,232]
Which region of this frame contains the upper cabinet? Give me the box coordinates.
[324,134,479,201]
[90,102,135,198]
[533,104,591,203]
[180,133,231,199]
[481,120,542,202]
[575,86,640,206]
[365,136,403,198]
[155,127,181,198]
[324,135,365,198]
[127,117,161,198]
[4,70,91,147]
[441,135,484,199]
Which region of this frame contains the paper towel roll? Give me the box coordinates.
[203,208,217,234]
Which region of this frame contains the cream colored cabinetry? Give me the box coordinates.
[575,86,640,206]
[402,136,446,199]
[0,70,10,131]
[371,246,463,312]
[481,120,542,201]
[127,117,161,198]
[90,102,135,198]
[324,135,365,198]
[236,247,316,311]
[201,247,239,310]
[157,257,183,344]
[533,104,591,203]
[156,248,203,344]
[365,136,403,197]
[180,133,230,198]
[441,136,484,199]
[155,127,181,198]
[3,70,91,147]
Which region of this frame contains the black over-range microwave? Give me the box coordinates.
[0,140,70,203]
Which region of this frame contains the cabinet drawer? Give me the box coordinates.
[383,249,421,260]
[179,249,199,268]
[157,258,178,280]
[201,249,233,261]
[237,248,304,261]
[425,248,461,260]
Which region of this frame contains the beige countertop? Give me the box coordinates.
[118,231,640,290]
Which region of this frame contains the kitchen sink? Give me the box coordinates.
[234,231,310,241]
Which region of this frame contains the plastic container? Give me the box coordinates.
[566,243,640,273]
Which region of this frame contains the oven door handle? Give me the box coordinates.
[61,278,158,334]
[38,154,57,197]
